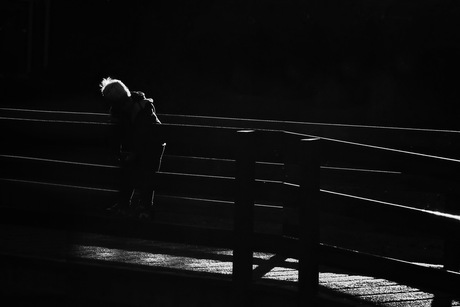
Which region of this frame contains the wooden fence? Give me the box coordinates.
[2,108,460,304]
[0,109,320,306]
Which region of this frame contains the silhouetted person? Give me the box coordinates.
[100,77,165,220]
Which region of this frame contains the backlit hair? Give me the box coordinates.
[100,77,131,101]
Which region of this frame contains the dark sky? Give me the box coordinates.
[2,0,460,127]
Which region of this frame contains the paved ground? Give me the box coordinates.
[1,224,459,307]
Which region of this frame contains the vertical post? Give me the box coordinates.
[282,132,302,237]
[233,130,256,305]
[444,193,460,272]
[297,137,320,306]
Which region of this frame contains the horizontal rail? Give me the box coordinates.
[158,113,460,160]
[321,189,460,238]
[3,107,460,135]
[4,108,460,163]
[2,113,459,158]
[1,153,430,207]
[4,170,458,239]
[3,114,460,170]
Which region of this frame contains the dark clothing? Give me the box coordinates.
[110,91,165,209]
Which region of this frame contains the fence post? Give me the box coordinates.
[297,137,320,306]
[282,132,301,237]
[444,193,460,272]
[233,130,256,305]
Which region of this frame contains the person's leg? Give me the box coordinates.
[135,166,158,220]
[107,159,134,215]
[136,145,165,219]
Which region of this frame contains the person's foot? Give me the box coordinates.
[106,203,130,217]
[135,206,155,221]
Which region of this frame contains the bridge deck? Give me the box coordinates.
[1,223,458,307]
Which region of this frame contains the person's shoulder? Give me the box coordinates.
[131,91,146,102]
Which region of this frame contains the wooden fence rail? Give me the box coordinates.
[4,107,460,159]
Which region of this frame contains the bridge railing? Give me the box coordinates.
[316,141,460,297]
[159,113,460,298]
[0,110,320,305]
[2,108,460,302]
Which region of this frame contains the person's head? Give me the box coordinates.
[100,77,131,104]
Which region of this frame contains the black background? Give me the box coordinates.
[2,0,460,128]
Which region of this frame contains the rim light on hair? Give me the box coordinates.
[100,77,131,101]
